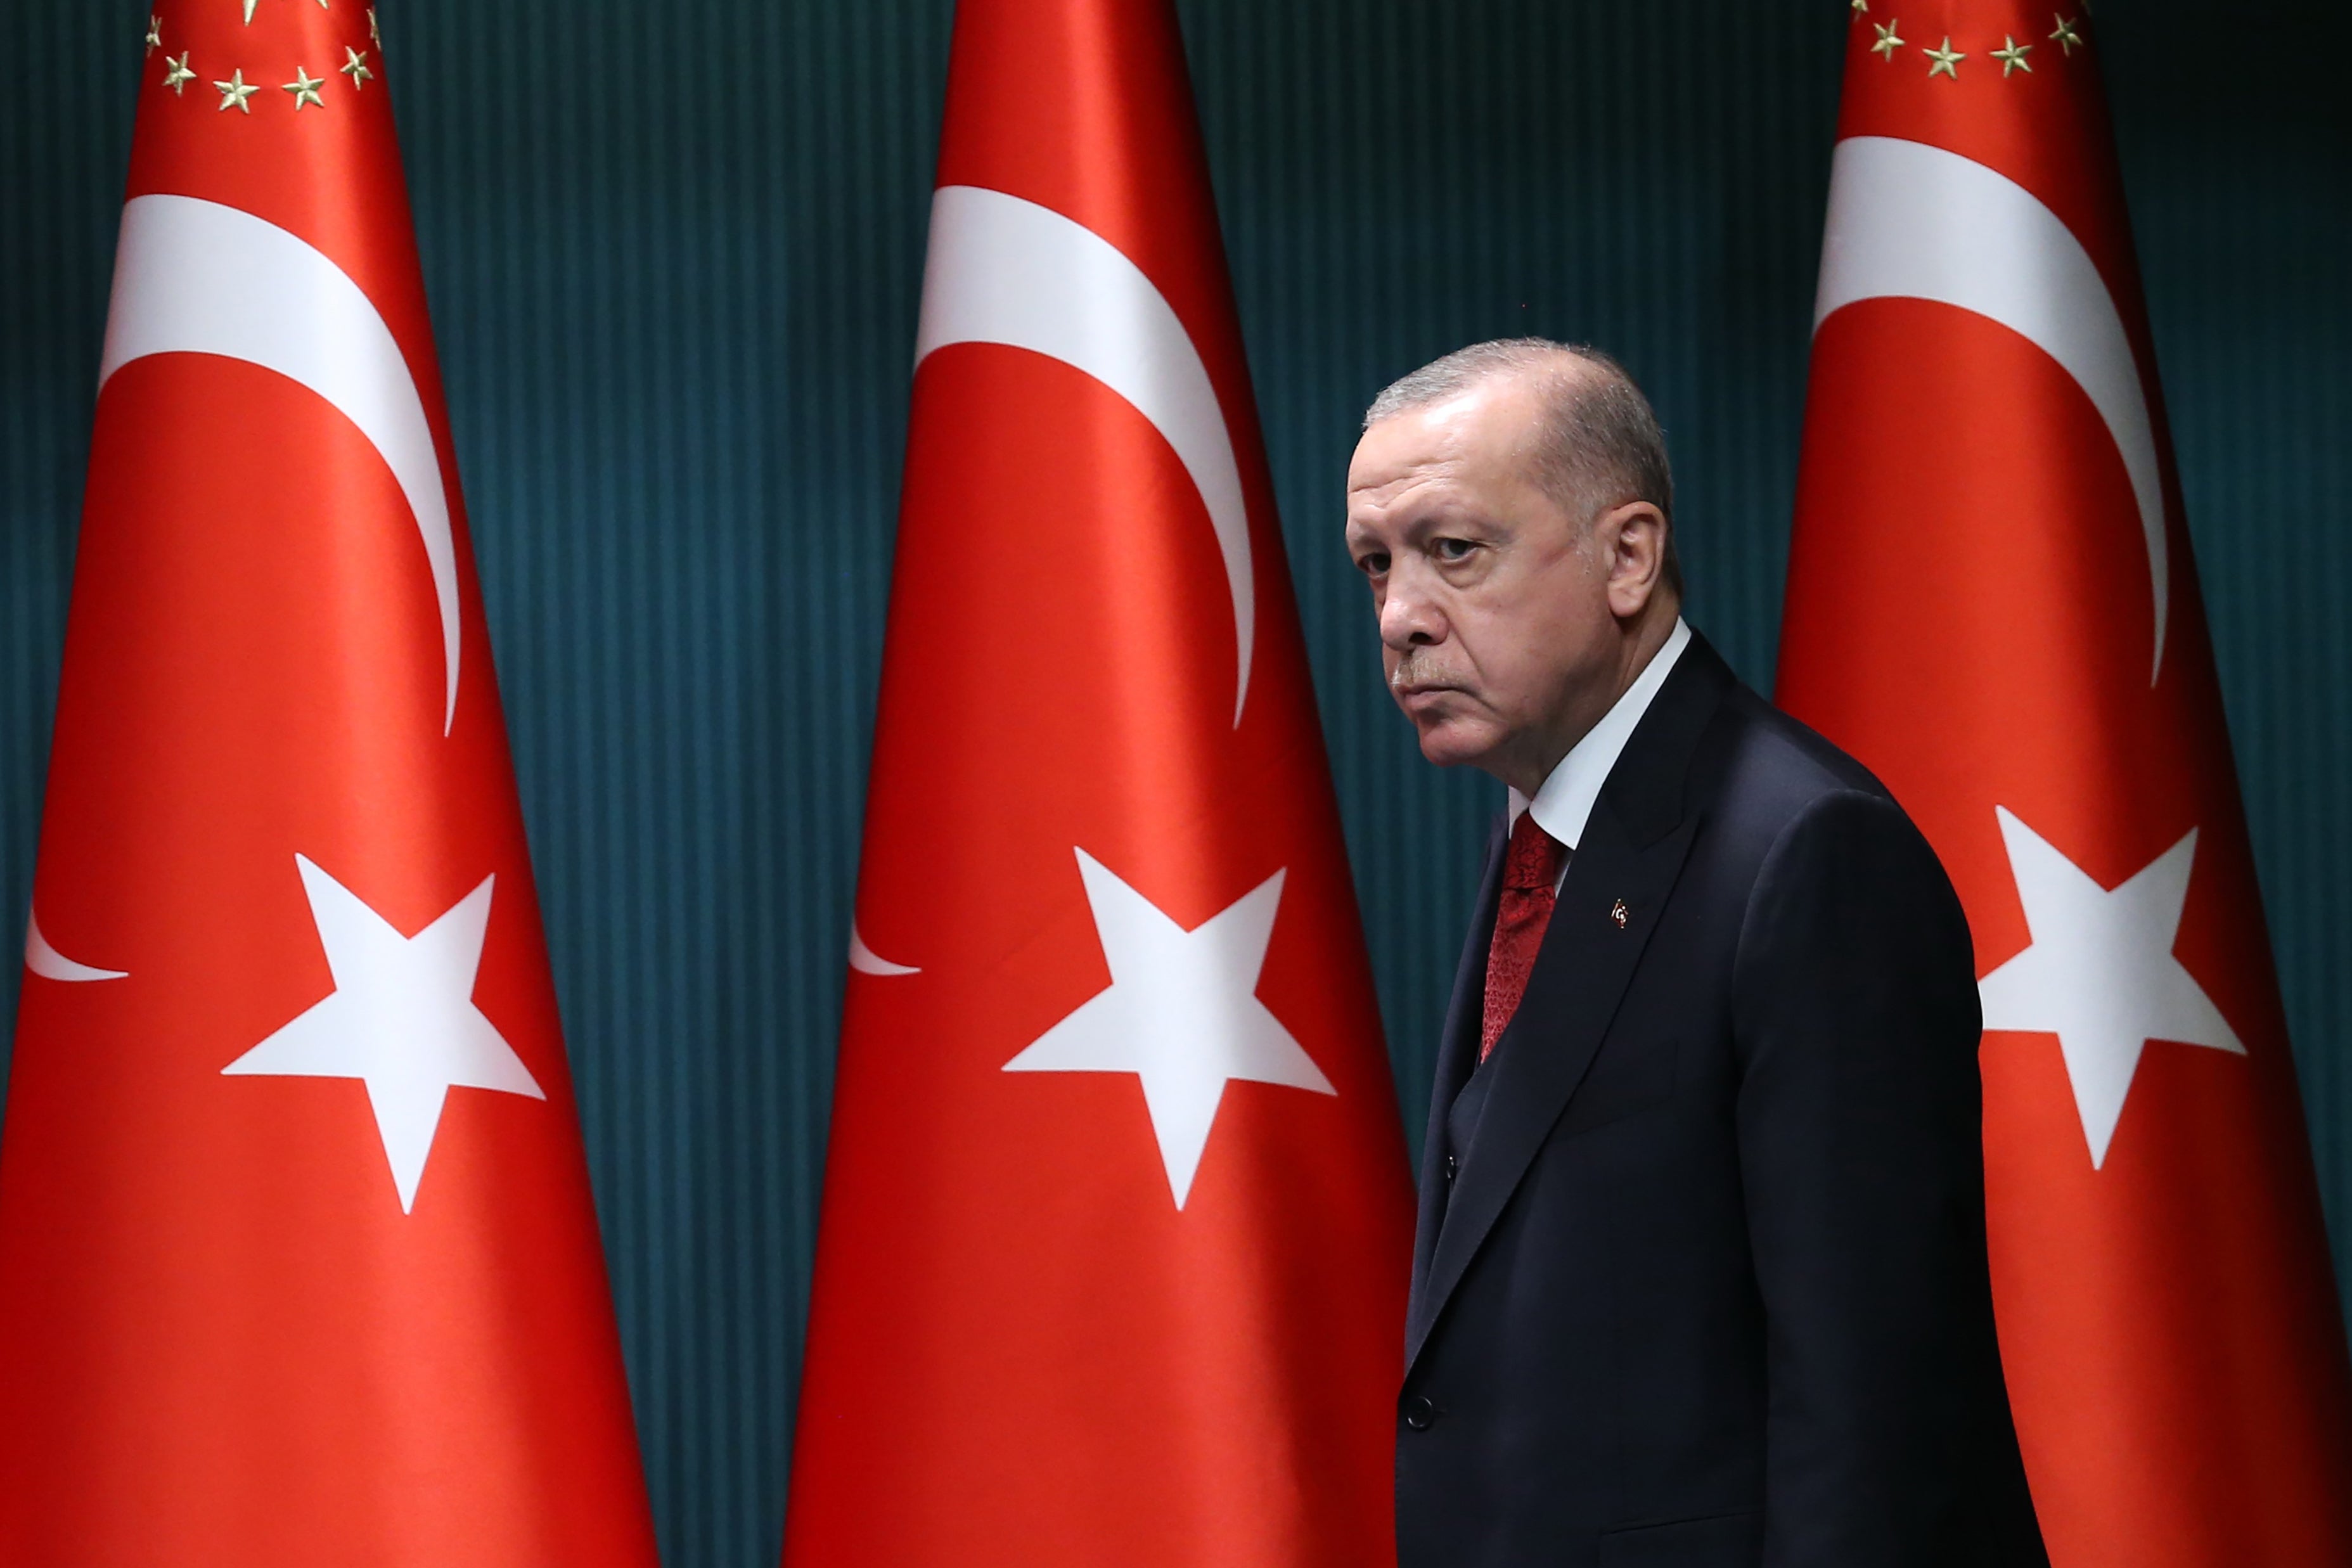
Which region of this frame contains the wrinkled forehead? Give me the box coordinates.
[1347,379,1549,521]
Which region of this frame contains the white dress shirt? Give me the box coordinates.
[1506,618,1692,887]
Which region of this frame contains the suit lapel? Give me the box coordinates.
[1410,813,1508,1317]
[1404,636,1736,1374]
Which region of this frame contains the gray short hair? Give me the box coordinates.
[1364,338,1681,596]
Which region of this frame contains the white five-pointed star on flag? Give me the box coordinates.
[1005,849,1335,1208]
[224,854,546,1212]
[1979,806,2244,1169]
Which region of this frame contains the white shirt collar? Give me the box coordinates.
[1507,617,1692,852]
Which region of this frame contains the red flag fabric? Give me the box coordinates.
[0,7,656,1565]
[782,1,1414,1561]
[1778,6,2352,1563]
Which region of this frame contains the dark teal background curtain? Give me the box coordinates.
[3,3,2344,1563]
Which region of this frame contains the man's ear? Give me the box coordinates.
[1601,501,1668,618]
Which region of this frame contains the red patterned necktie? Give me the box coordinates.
[1481,811,1568,1062]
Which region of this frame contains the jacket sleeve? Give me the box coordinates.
[1730,787,2026,1567]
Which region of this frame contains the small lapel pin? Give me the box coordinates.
[1609,898,1629,929]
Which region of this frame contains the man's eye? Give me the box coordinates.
[1356,552,1389,577]
[1434,537,1475,563]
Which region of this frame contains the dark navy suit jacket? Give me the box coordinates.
[1396,633,2047,1567]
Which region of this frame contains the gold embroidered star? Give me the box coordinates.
[369,7,381,46]
[1851,0,1868,15]
[1871,20,1905,60]
[214,68,258,113]
[145,13,162,55]
[284,65,326,110]
[2050,14,2085,54]
[340,46,373,89]
[162,50,195,94]
[1925,36,1965,77]
[243,0,257,21]
[1994,35,2033,74]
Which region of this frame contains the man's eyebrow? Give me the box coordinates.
[1399,505,1474,536]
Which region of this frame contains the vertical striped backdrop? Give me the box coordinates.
[3,3,2344,1562]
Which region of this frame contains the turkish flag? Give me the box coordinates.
[0,6,656,1565]
[780,0,1414,1562]
[1778,5,2352,1562]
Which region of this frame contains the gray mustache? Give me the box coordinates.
[1390,652,1458,691]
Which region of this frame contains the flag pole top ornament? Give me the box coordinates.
[915,184,1259,726]
[1815,3,2169,688]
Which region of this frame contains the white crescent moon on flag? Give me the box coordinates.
[1813,135,2169,684]
[915,184,1257,726]
[24,911,127,982]
[847,920,919,977]
[100,193,464,733]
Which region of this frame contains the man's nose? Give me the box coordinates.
[1379,573,1446,650]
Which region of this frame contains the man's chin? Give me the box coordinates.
[1412,719,1503,773]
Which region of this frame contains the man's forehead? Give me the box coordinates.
[1350,376,1550,506]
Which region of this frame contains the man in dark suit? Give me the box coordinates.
[1345,340,2047,1567]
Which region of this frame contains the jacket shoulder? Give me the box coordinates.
[1676,683,1973,986]
[1706,682,1895,825]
